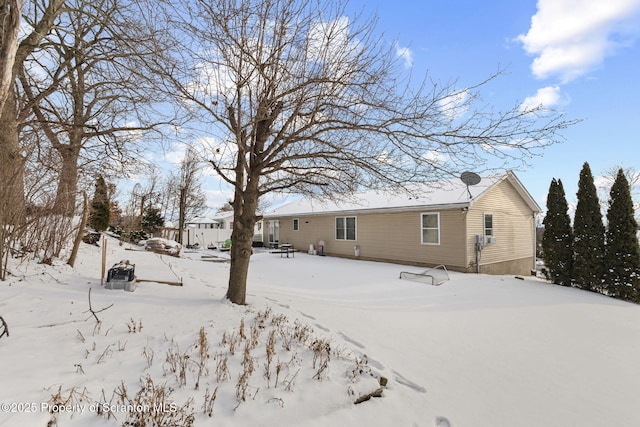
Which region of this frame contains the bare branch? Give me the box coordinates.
[0,315,9,338]
[147,0,577,304]
[85,287,113,324]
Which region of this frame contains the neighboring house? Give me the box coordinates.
[182,211,264,248]
[182,212,234,248]
[159,222,179,242]
[262,171,541,275]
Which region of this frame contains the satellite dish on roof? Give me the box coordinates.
[460,171,481,186]
[460,171,481,199]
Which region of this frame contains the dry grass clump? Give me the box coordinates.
[49,305,381,426]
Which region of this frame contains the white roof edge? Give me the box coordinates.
[265,202,472,218]
[504,171,542,214]
[467,171,541,214]
[185,217,223,224]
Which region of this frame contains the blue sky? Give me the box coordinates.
[154,0,640,215]
[353,0,640,210]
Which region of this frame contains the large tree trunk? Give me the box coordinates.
[0,0,22,112]
[227,210,257,305]
[0,90,25,220]
[226,177,260,305]
[53,144,81,217]
[0,90,24,280]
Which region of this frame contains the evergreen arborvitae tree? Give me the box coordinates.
[141,207,165,235]
[573,162,606,292]
[541,178,574,286]
[604,169,640,302]
[89,175,110,232]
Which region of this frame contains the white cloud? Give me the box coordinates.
[438,89,469,121]
[204,188,232,210]
[395,43,414,68]
[517,0,640,82]
[308,16,362,68]
[520,86,563,111]
[423,150,448,163]
[164,148,186,165]
[594,175,612,190]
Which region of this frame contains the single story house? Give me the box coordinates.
[262,171,541,275]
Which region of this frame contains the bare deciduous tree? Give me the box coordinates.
[599,165,640,219]
[152,0,576,304]
[0,0,22,111]
[175,147,207,244]
[0,0,66,204]
[20,0,171,217]
[122,168,163,235]
[1,0,66,279]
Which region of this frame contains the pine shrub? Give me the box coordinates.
[604,169,640,302]
[573,162,606,292]
[541,179,573,286]
[89,175,110,232]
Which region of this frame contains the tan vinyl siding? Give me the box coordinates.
[467,179,535,272]
[268,209,468,269]
[263,173,538,275]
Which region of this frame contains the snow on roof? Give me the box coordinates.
[265,173,512,217]
[185,211,234,225]
[185,216,222,224]
[210,210,234,220]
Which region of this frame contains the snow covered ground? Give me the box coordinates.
[1,236,640,426]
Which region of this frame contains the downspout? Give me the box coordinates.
[532,212,537,275]
[476,235,483,274]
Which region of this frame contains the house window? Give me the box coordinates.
[484,213,493,237]
[268,220,280,245]
[293,218,299,231]
[421,212,440,245]
[336,216,356,241]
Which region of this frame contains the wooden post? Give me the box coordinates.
[68,191,89,268]
[101,237,107,286]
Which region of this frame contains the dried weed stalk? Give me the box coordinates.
[194,326,211,390]
[164,342,190,387]
[264,329,277,387]
[238,318,246,340]
[127,318,143,333]
[142,346,154,369]
[123,375,195,427]
[46,386,90,423]
[235,343,257,406]
[202,386,218,418]
[214,351,230,382]
[311,338,331,381]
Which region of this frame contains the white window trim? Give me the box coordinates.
[293,218,299,231]
[335,216,357,241]
[484,212,494,237]
[420,212,440,245]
